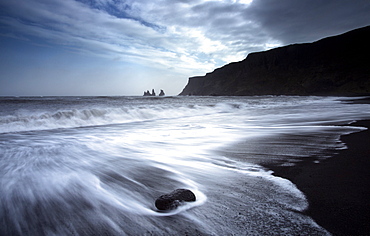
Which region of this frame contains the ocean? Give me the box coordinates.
[1,96,369,235]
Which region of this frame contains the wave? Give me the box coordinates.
[0,103,242,133]
[1,96,369,134]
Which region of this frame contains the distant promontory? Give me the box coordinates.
[179,25,370,96]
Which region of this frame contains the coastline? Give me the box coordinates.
[265,119,370,235]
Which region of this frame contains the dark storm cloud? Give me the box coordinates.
[244,0,370,44]
[206,0,368,46]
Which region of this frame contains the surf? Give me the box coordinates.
[1,96,370,235]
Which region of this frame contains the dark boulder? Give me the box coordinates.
[155,189,196,211]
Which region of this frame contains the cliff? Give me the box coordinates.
[179,25,370,96]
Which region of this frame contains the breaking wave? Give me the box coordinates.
[0,104,226,133]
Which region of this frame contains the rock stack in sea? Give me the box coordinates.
[143,89,165,96]
[159,89,165,96]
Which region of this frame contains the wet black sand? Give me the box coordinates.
[265,119,370,235]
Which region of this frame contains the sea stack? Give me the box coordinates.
[143,89,156,96]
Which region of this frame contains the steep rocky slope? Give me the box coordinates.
[179,25,370,96]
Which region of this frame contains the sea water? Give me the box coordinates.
[1,96,369,235]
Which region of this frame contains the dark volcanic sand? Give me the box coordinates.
[266,120,370,235]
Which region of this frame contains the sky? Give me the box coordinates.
[0,0,369,96]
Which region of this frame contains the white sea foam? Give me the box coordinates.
[0,101,246,133]
[1,96,370,235]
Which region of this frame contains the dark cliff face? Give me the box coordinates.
[179,25,370,96]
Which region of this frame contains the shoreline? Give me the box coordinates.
[265,120,370,235]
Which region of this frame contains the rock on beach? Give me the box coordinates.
[155,189,196,211]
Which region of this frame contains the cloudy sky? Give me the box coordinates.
[0,0,369,96]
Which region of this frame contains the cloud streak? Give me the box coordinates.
[0,0,369,95]
[0,0,221,76]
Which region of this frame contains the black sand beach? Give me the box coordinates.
[266,119,370,235]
